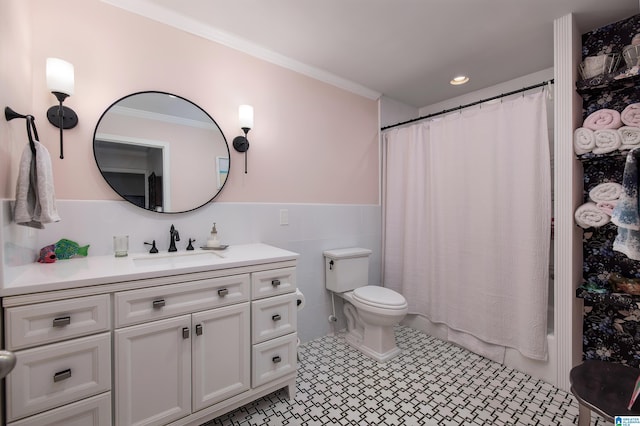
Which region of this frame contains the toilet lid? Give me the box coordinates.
[352,286,407,309]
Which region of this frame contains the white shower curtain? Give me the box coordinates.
[383,91,550,361]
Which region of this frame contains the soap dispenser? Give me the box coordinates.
[207,223,220,248]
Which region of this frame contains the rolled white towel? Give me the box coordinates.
[583,108,622,130]
[575,202,611,228]
[589,182,623,202]
[619,126,640,149]
[574,127,595,155]
[621,103,640,127]
[593,129,622,154]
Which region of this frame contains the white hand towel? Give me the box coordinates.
[14,142,60,229]
[583,108,622,130]
[621,103,640,127]
[619,126,640,150]
[575,202,610,228]
[593,129,622,154]
[573,127,595,155]
[588,182,623,203]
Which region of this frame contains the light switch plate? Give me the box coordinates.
[279,209,289,226]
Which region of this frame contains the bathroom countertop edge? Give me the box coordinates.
[1,243,299,298]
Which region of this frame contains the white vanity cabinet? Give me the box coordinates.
[3,295,112,425]
[114,274,251,426]
[250,268,298,389]
[1,244,299,426]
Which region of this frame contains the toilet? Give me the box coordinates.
[324,248,408,362]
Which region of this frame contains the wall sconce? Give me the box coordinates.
[233,105,253,174]
[46,58,78,159]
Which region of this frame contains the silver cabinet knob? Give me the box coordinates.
[0,351,16,379]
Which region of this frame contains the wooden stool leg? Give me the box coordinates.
[577,403,591,426]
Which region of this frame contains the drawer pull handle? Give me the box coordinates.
[182,327,190,339]
[53,368,72,383]
[52,316,71,327]
[272,356,282,364]
[195,324,203,336]
[217,288,229,297]
[271,279,281,287]
[152,299,165,309]
[272,314,281,322]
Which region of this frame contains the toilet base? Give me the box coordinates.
[344,327,402,363]
[339,291,405,363]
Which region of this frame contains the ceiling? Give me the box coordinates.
[103,0,639,108]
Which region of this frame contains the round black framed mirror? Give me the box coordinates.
[93,91,229,213]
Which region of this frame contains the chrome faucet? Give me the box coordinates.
[169,224,180,252]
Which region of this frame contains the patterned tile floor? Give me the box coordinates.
[205,326,612,426]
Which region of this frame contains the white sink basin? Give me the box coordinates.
[132,251,221,268]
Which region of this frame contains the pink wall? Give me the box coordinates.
[0,1,33,199]
[1,0,379,205]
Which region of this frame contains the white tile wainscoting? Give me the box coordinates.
[0,199,381,344]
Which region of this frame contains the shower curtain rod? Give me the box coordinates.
[380,79,554,131]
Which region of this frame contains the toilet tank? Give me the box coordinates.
[324,248,372,293]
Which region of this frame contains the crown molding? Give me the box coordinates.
[101,0,381,101]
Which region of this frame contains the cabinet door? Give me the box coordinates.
[252,292,297,344]
[6,333,111,422]
[6,294,110,350]
[192,303,250,412]
[114,275,250,328]
[8,392,111,426]
[252,333,298,388]
[115,315,191,426]
[251,268,296,300]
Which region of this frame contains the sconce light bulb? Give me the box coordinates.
[239,105,254,129]
[46,58,75,96]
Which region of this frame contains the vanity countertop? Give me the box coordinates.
[1,243,299,297]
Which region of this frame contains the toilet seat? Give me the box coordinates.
[352,286,407,310]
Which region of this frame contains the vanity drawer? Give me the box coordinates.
[115,274,250,327]
[5,295,110,351]
[252,292,298,344]
[252,333,297,388]
[251,267,296,300]
[8,392,111,426]
[6,333,111,422]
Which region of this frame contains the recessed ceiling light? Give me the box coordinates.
[450,75,469,85]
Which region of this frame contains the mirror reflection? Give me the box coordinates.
[93,91,229,213]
